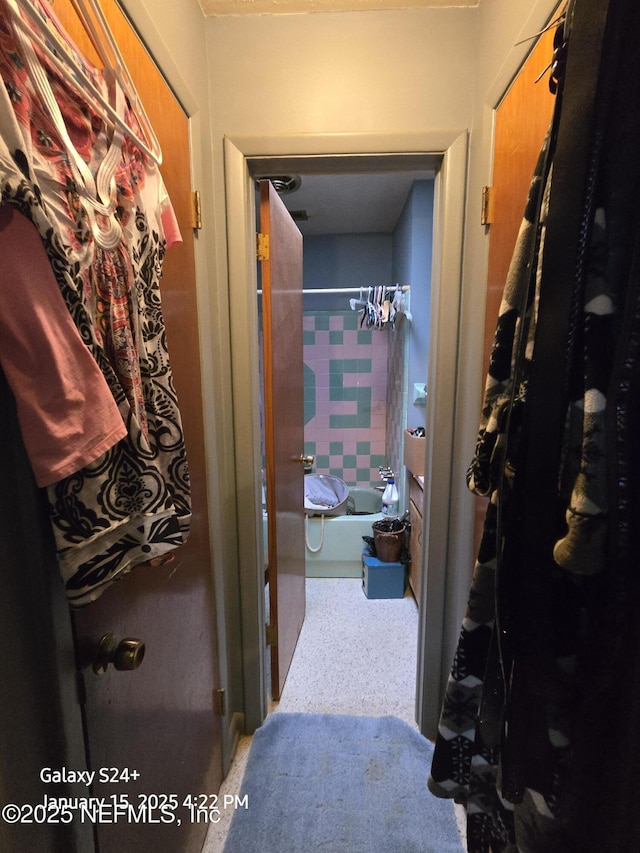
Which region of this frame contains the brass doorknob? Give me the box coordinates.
[93,633,146,674]
[298,455,315,465]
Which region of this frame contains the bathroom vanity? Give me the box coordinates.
[404,429,426,604]
[408,475,424,603]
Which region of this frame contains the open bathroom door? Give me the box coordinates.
[259,180,306,700]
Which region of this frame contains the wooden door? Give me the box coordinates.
[55,3,223,851]
[260,180,306,701]
[473,18,559,554]
[0,368,95,853]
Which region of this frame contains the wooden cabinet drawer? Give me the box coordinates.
[408,477,424,603]
[409,476,424,511]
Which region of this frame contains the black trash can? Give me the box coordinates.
[372,518,406,562]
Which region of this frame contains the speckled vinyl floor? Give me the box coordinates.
[203,577,422,852]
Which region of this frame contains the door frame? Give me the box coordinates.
[224,129,468,735]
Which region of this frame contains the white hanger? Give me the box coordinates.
[349,286,368,311]
[8,0,162,164]
[7,0,131,248]
[391,284,412,322]
[514,11,567,46]
[68,0,162,164]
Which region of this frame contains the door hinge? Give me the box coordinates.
[256,232,270,261]
[481,185,494,226]
[213,688,226,717]
[192,190,202,230]
[266,623,277,647]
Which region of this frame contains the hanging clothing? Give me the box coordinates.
[0,1,191,605]
[0,204,127,486]
[429,0,640,850]
[429,135,561,853]
[350,285,411,329]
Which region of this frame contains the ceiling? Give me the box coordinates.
[200,0,477,16]
[256,170,435,235]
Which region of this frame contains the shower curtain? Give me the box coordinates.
[428,0,640,850]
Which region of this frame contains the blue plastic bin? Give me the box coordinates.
[361,550,406,599]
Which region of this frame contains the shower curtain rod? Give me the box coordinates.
[257,285,410,295]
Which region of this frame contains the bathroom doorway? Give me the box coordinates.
[224,131,468,736]
[258,167,435,717]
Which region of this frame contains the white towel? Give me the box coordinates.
[304,477,343,508]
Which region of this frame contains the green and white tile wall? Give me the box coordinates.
[304,309,391,486]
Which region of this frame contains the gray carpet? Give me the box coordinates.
[223,713,465,853]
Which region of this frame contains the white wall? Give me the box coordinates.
[207,9,478,133]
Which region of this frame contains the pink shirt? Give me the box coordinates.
[0,205,126,486]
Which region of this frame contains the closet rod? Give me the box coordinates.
[257,285,410,295]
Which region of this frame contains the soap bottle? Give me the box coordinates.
[381,477,399,518]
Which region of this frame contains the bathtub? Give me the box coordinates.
[304,487,384,578]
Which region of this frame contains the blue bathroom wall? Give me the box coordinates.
[303,234,393,310]
[392,180,434,433]
[380,180,434,511]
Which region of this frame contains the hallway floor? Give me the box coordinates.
[203,576,421,851]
